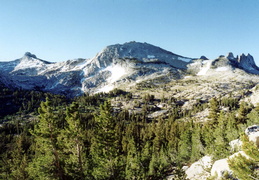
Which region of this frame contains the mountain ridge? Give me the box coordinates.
[0,41,259,97]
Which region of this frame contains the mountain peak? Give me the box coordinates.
[95,41,192,69]
[200,56,208,60]
[226,52,235,60]
[103,41,180,59]
[24,52,37,59]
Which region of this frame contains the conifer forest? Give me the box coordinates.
[0,85,259,180]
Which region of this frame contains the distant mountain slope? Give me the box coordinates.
[0,42,192,96]
[0,42,259,97]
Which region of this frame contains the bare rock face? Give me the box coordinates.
[0,52,86,97]
[226,52,235,60]
[0,42,192,97]
[238,53,259,74]
[200,56,208,60]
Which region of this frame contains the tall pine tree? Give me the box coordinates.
[58,102,90,179]
[90,101,124,179]
[27,98,65,180]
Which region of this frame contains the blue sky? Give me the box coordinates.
[1,0,259,64]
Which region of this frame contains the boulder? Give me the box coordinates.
[210,158,230,178]
[185,156,212,180]
[210,151,249,179]
[245,125,259,147]
[229,139,242,151]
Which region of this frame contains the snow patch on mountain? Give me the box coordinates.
[197,60,213,75]
[178,56,192,62]
[215,67,229,72]
[106,65,127,83]
[13,55,50,75]
[96,84,115,93]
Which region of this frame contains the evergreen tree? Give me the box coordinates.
[125,138,141,180]
[225,112,239,143]
[190,124,204,162]
[247,108,259,125]
[202,123,216,155]
[178,122,192,162]
[237,101,248,124]
[167,121,180,160]
[148,146,171,179]
[9,134,29,180]
[90,101,124,179]
[241,135,259,162]
[228,135,259,180]
[153,118,166,153]
[228,154,256,180]
[58,102,90,179]
[213,111,229,159]
[27,98,65,180]
[140,141,152,179]
[208,97,219,124]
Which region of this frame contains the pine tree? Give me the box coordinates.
[190,124,204,162]
[237,102,248,124]
[228,154,255,180]
[167,121,180,160]
[247,108,259,125]
[9,134,29,180]
[202,123,216,155]
[90,101,124,179]
[153,118,166,153]
[27,98,65,180]
[125,138,141,180]
[178,122,192,162]
[58,102,90,179]
[228,135,259,180]
[208,97,219,124]
[140,141,152,179]
[225,112,239,143]
[148,146,170,179]
[213,111,229,159]
[241,135,259,162]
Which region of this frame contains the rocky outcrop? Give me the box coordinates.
[238,53,259,74]
[226,52,236,60]
[210,158,230,178]
[210,151,250,179]
[187,52,259,76]
[245,125,259,147]
[185,156,212,180]
[229,139,242,151]
[186,125,259,179]
[200,56,208,60]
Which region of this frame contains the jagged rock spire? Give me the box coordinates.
[226,52,235,60]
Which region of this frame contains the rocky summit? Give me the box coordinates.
[0,41,259,97]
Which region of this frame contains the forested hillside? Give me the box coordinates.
[0,84,259,179]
